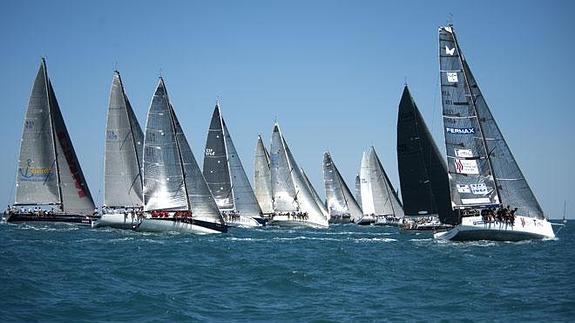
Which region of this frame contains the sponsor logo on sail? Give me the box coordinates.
[446,127,475,135]
[18,159,53,182]
[455,149,474,158]
[106,130,118,141]
[205,148,215,156]
[454,159,479,175]
[456,184,471,193]
[470,183,488,195]
[445,46,455,55]
[447,72,458,83]
[461,197,491,205]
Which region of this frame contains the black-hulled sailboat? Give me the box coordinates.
[358,147,405,225]
[136,78,227,234]
[396,85,454,232]
[254,135,274,217]
[269,123,329,228]
[97,71,144,229]
[323,152,363,224]
[4,59,96,225]
[202,102,263,227]
[434,25,554,241]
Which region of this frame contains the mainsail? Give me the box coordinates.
[360,147,404,218]
[203,103,262,218]
[104,71,144,208]
[270,123,327,224]
[439,25,544,219]
[355,174,362,209]
[254,135,274,214]
[397,85,456,224]
[15,59,95,215]
[143,78,224,224]
[323,152,363,222]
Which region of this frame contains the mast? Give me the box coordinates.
[449,26,502,203]
[43,59,64,211]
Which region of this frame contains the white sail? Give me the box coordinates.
[104,71,144,208]
[323,152,363,222]
[15,59,95,215]
[361,147,404,218]
[270,125,298,212]
[142,79,188,211]
[360,151,375,215]
[355,174,362,209]
[254,135,274,214]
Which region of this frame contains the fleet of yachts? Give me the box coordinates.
[3,26,559,241]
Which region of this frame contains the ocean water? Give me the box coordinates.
[0,221,573,322]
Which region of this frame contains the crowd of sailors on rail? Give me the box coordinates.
[272,211,309,220]
[480,206,518,225]
[4,205,59,216]
[101,206,143,217]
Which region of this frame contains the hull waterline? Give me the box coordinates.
[434,215,555,241]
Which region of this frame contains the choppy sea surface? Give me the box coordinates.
[1,221,573,322]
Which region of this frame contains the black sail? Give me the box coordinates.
[397,86,457,224]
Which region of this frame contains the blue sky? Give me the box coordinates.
[1,0,574,219]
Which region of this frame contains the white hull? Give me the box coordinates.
[434,215,555,241]
[95,211,140,229]
[270,214,328,229]
[136,218,225,235]
[225,216,262,228]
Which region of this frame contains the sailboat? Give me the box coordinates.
[323,152,363,224]
[563,201,567,224]
[4,59,96,225]
[97,71,144,229]
[136,78,227,234]
[434,25,555,241]
[396,85,455,232]
[359,147,405,226]
[202,101,263,227]
[269,123,329,228]
[254,135,274,217]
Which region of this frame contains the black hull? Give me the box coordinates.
[4,212,94,225]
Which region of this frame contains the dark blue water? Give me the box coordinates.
[1,222,573,322]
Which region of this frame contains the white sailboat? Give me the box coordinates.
[269,123,329,228]
[202,101,263,227]
[359,147,405,226]
[4,59,96,225]
[254,135,274,217]
[434,25,555,241]
[136,78,227,234]
[323,152,363,224]
[97,71,144,229]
